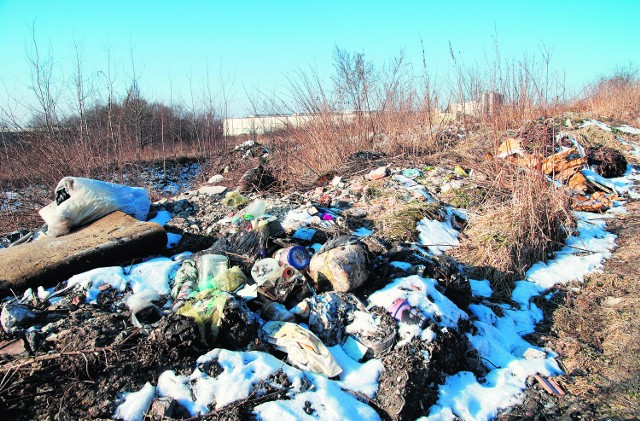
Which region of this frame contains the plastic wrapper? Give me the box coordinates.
[39,177,151,237]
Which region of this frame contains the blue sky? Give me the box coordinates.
[0,0,638,119]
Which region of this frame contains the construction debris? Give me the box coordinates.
[0,211,167,295]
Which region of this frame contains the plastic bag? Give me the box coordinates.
[39,177,151,237]
[210,266,247,292]
[124,290,164,327]
[262,321,343,377]
[221,190,248,208]
[177,290,227,345]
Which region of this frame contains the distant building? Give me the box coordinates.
[223,114,313,137]
[446,92,504,117]
[222,111,378,136]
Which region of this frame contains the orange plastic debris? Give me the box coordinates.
[535,374,566,396]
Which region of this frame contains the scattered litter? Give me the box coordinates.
[0,143,632,419]
[366,166,390,180]
[292,227,316,241]
[198,185,227,196]
[534,374,566,396]
[1,302,39,333]
[273,245,311,271]
[221,190,249,207]
[207,174,224,184]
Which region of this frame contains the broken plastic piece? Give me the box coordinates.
[389,298,428,328]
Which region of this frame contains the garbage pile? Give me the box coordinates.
[0,130,636,420]
[0,165,488,420]
[498,125,630,212]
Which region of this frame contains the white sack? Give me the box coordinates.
[39,177,151,237]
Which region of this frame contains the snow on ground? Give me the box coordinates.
[104,201,622,420]
[368,275,467,332]
[610,165,640,199]
[423,206,619,421]
[616,124,640,135]
[417,207,461,255]
[66,256,180,303]
[114,382,156,421]
[117,348,381,420]
[580,119,640,157]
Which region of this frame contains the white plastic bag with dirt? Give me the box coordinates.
[39,177,151,237]
[262,321,343,377]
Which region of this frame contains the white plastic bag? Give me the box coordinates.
[39,177,151,237]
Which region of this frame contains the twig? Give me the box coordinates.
[182,387,292,420]
[0,328,141,372]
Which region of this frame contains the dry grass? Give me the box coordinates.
[580,70,640,124]
[451,163,573,298]
[550,271,640,417]
[375,200,442,243]
[521,202,640,419]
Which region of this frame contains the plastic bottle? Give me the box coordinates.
[198,254,228,291]
[244,199,266,220]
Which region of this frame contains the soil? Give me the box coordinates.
[498,201,640,420]
[376,328,481,420]
[586,146,628,178]
[0,309,207,420]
